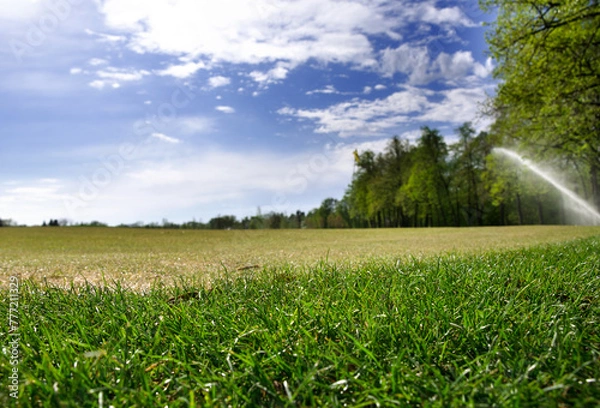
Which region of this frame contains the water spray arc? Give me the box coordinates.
[493,148,600,225]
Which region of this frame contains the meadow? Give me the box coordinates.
[1,226,599,406]
[1,226,599,290]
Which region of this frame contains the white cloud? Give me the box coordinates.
[84,28,127,43]
[374,84,387,90]
[70,67,83,75]
[89,80,106,90]
[93,0,478,88]
[474,57,494,78]
[97,67,150,82]
[279,87,430,137]
[89,58,109,66]
[381,44,489,85]
[156,61,206,78]
[381,44,431,83]
[88,67,150,89]
[250,63,290,85]
[99,0,396,64]
[279,85,490,137]
[208,75,231,88]
[433,51,477,82]
[402,2,475,27]
[98,0,440,82]
[417,86,490,125]
[306,85,338,95]
[363,86,372,94]
[215,106,235,114]
[151,132,181,144]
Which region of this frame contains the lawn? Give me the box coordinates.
[1,225,599,290]
[1,227,599,406]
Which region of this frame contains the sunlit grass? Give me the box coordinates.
[1,235,599,406]
[1,226,599,290]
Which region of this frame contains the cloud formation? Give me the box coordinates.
[88,66,150,89]
[97,0,474,80]
[208,75,231,88]
[381,45,493,85]
[279,85,491,137]
[215,106,235,114]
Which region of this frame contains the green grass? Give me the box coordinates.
[1,235,599,407]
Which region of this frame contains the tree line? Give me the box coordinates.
[309,123,593,229]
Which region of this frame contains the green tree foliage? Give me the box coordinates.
[336,124,569,228]
[317,198,338,228]
[451,124,492,226]
[346,137,413,227]
[409,127,455,227]
[482,0,600,207]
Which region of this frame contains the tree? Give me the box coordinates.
[345,138,414,228]
[317,198,338,228]
[294,210,305,228]
[451,124,491,225]
[402,127,455,226]
[483,153,527,225]
[0,218,15,227]
[266,212,283,229]
[483,0,600,208]
[374,136,413,227]
[209,215,237,229]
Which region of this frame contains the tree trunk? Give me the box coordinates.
[456,199,461,227]
[414,203,419,228]
[476,206,483,226]
[436,200,447,226]
[516,193,524,225]
[427,205,433,227]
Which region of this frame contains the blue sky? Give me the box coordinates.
[0,0,496,226]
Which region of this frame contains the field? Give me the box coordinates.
[1,226,600,290]
[1,226,600,406]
